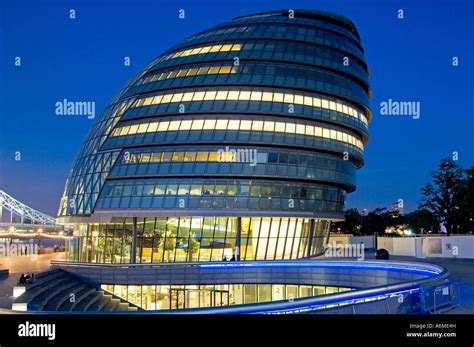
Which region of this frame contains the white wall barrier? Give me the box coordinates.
[328,234,376,249]
[376,235,474,259]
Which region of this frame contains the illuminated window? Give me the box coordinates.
[250,91,262,101]
[158,122,169,131]
[129,124,139,135]
[286,123,296,134]
[180,120,192,130]
[204,91,217,101]
[171,93,183,103]
[203,119,216,130]
[168,121,180,131]
[138,123,148,133]
[193,92,205,101]
[191,119,204,130]
[208,152,220,161]
[172,152,185,161]
[216,91,228,100]
[176,69,187,78]
[262,92,273,102]
[252,121,263,131]
[219,66,233,74]
[197,67,209,74]
[263,121,274,132]
[209,45,222,53]
[284,94,294,104]
[196,152,208,161]
[227,91,240,100]
[228,120,240,129]
[274,122,285,132]
[181,92,193,102]
[294,95,304,105]
[200,46,211,54]
[151,152,161,162]
[208,66,220,74]
[143,98,153,106]
[273,93,284,103]
[112,118,364,150]
[168,71,178,79]
[187,68,199,76]
[296,124,305,135]
[215,120,228,130]
[161,94,172,103]
[239,91,251,100]
[240,120,252,130]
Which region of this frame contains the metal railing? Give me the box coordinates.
[48,259,450,314]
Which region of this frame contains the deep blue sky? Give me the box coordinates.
[0,0,473,216]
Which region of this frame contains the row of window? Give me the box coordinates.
[100,179,343,201]
[152,40,369,84]
[96,194,343,212]
[132,89,367,124]
[132,63,368,108]
[109,162,356,188]
[118,148,351,170]
[101,283,351,310]
[161,43,242,61]
[72,217,329,263]
[111,118,364,150]
[137,64,237,85]
[230,15,360,41]
[177,23,364,58]
[185,24,252,40]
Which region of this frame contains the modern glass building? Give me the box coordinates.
[57,9,371,263]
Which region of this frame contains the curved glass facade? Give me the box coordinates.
[58,9,371,263]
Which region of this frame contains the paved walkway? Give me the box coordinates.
[1,252,472,314]
[387,255,474,314]
[0,253,65,309]
[317,252,474,314]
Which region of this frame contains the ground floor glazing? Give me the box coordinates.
[101,283,352,310]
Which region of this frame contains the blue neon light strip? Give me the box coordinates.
[198,261,442,276]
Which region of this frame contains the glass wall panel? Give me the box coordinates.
[102,283,352,310]
[76,217,330,263]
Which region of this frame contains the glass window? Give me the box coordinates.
[180,120,192,130]
[184,152,196,161]
[196,152,208,161]
[202,184,214,195]
[227,91,240,100]
[203,119,216,130]
[190,184,202,195]
[215,91,228,100]
[148,122,158,132]
[252,121,263,131]
[154,185,165,195]
[191,119,204,130]
[240,120,252,130]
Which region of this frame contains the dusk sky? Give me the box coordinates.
[1,0,473,216]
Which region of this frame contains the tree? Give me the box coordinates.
[403,208,439,234]
[361,207,394,235]
[420,159,465,235]
[457,166,474,233]
[332,208,362,234]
